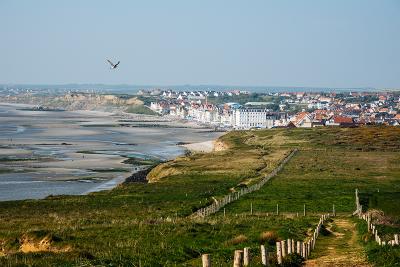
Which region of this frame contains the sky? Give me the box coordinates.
[0,0,399,88]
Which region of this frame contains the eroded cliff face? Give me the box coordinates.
[213,139,229,151]
[1,93,144,112]
[57,94,144,111]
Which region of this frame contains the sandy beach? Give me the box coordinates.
[0,103,223,200]
[181,140,215,153]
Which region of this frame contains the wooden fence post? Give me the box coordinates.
[243,247,250,266]
[291,239,295,253]
[233,250,243,267]
[332,204,335,216]
[302,242,307,259]
[276,204,279,216]
[313,232,317,249]
[281,240,286,258]
[287,239,292,254]
[202,254,211,267]
[303,204,306,216]
[296,241,301,254]
[276,242,282,265]
[250,203,253,215]
[261,245,268,266]
[367,215,371,232]
[355,188,361,215]
[395,234,399,245]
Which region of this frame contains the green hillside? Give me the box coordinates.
[0,127,399,266]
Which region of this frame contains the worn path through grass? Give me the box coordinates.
[306,217,371,267]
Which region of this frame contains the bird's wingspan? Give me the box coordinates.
[115,61,120,67]
[107,59,115,66]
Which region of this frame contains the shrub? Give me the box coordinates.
[281,253,304,267]
[226,234,248,245]
[260,231,278,245]
[319,224,332,236]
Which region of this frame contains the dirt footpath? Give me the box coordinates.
[305,217,371,267]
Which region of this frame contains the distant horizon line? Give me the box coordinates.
[0,83,389,89]
[2,83,400,93]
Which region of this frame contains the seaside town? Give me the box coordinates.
[146,89,400,129]
[1,86,400,129]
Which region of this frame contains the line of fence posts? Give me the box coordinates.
[353,188,399,246]
[193,149,298,218]
[201,213,332,266]
[359,212,400,246]
[276,213,331,265]
[202,245,269,267]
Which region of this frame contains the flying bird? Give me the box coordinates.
[107,59,120,69]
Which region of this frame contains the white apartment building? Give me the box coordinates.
[233,107,277,129]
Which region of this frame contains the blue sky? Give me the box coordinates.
[0,0,399,88]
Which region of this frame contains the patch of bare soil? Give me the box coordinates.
[213,139,229,151]
[19,234,71,253]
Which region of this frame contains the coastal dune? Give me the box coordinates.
[181,140,214,153]
[181,138,229,153]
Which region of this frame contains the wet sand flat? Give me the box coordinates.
[0,103,223,201]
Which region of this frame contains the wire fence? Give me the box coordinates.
[191,149,298,218]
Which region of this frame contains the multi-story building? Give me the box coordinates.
[233,107,277,129]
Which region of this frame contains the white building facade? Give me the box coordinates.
[233,107,277,129]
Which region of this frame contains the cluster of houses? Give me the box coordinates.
[149,90,400,129]
[138,88,248,99]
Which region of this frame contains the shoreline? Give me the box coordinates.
[180,140,215,153]
[0,102,224,201]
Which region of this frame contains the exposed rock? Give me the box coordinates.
[123,169,150,183]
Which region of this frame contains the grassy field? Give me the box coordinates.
[0,126,399,266]
[222,149,400,215]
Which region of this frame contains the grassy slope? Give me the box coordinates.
[224,149,400,214]
[0,128,291,266]
[219,127,400,213]
[0,127,399,266]
[124,105,159,115]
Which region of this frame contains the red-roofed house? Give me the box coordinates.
[326,116,354,126]
[292,112,313,128]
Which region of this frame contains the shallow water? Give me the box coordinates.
[0,104,222,201]
[0,172,98,201]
